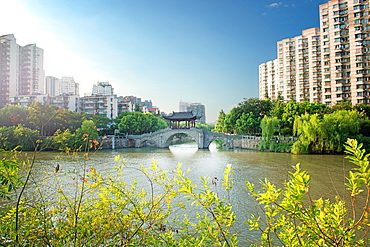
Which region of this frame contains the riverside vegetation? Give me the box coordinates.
[213,98,370,154]
[1,98,369,154]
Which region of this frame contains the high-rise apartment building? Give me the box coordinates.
[259,0,370,106]
[319,0,370,105]
[0,34,44,108]
[259,59,279,100]
[277,28,322,103]
[19,44,44,95]
[0,34,19,108]
[259,28,321,103]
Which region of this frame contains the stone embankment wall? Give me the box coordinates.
[234,136,298,150]
[233,136,262,149]
[99,135,128,149]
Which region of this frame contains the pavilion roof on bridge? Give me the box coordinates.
[163,112,197,121]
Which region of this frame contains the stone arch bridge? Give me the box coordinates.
[126,128,241,149]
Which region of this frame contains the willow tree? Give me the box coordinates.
[292,113,323,154]
[292,110,367,154]
[260,116,279,150]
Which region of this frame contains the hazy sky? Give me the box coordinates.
[0,0,326,123]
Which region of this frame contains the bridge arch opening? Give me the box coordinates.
[165,133,198,149]
[208,139,226,151]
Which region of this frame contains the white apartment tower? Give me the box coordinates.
[0,34,19,107]
[259,59,279,100]
[260,28,321,103]
[0,34,45,108]
[319,0,370,105]
[277,28,322,103]
[19,44,44,95]
[46,76,79,96]
[259,0,370,107]
[58,76,79,96]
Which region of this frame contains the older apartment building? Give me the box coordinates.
[260,0,370,106]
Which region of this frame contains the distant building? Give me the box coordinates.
[80,95,118,119]
[46,95,80,112]
[179,100,189,112]
[0,34,45,108]
[9,94,46,108]
[45,76,79,96]
[178,101,206,123]
[117,100,134,114]
[141,100,153,109]
[186,103,206,123]
[92,82,113,95]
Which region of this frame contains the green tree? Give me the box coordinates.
[85,114,115,135]
[235,112,260,135]
[260,115,280,150]
[118,112,167,135]
[27,102,59,136]
[213,110,227,133]
[53,109,83,132]
[332,100,353,111]
[292,110,367,154]
[52,120,99,151]
[0,125,39,151]
[0,105,29,127]
[145,113,168,132]
[222,98,272,134]
[196,122,214,131]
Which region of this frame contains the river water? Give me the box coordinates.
[13,143,360,245]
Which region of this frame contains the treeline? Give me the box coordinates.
[213,98,370,154]
[0,102,169,151]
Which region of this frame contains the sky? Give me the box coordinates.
[0,0,327,123]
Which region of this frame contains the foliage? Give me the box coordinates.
[246,138,370,246]
[218,98,272,134]
[196,123,214,131]
[332,100,353,111]
[0,149,20,199]
[292,110,366,154]
[0,125,39,151]
[259,116,280,151]
[0,156,237,246]
[27,102,59,136]
[118,112,168,135]
[52,120,99,151]
[269,101,331,136]
[213,110,227,133]
[235,112,260,135]
[0,105,29,127]
[85,114,115,135]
